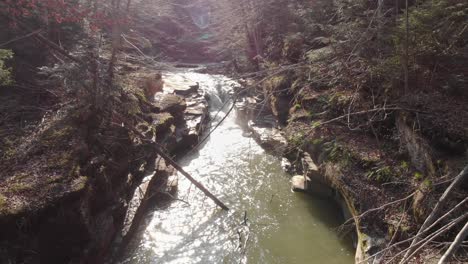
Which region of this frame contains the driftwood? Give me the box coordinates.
[358,197,468,263]
[387,213,468,264]
[438,220,468,264]
[400,165,468,263]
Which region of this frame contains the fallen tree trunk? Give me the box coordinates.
[154,144,230,211]
[120,119,230,211]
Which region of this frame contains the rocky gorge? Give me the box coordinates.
[0,60,213,263]
[1,0,467,263]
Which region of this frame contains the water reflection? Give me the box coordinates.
[122,71,354,264]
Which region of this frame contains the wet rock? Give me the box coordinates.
[248,121,288,155]
[356,235,386,264]
[151,113,174,130]
[291,175,309,192]
[291,174,335,198]
[281,157,293,173]
[236,97,262,127]
[136,121,154,139]
[171,91,210,154]
[174,82,199,96]
[302,152,320,181]
[154,94,186,117]
[167,175,178,192]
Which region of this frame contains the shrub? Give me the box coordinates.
[0,49,13,86]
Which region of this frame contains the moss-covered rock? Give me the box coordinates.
[306,46,333,63]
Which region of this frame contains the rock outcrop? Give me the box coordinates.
[248,121,288,156]
[0,72,211,264]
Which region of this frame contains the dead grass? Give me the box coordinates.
[0,108,84,216]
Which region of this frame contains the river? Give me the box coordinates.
[121,70,354,264]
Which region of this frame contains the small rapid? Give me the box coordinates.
[121,70,354,264]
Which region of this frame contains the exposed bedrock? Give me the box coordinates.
[0,80,210,264]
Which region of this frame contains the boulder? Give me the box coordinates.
[150,112,174,140]
[306,46,333,63]
[302,152,321,182]
[270,94,291,124]
[262,75,293,124]
[174,83,199,96]
[171,93,210,154]
[396,114,435,175]
[248,121,288,155]
[154,94,186,117]
[281,157,293,173]
[282,33,305,62]
[291,175,309,192]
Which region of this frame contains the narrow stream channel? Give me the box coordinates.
[122,70,354,264]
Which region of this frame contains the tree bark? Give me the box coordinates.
[438,220,468,264]
[404,0,409,95]
[400,165,468,263]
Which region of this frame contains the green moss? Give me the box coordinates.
[157,113,173,125]
[0,195,6,212]
[70,164,81,178]
[1,137,17,160]
[323,141,354,167]
[413,171,423,181]
[10,182,32,193]
[124,96,142,116]
[311,120,321,128]
[0,49,13,86]
[71,176,88,192]
[134,89,147,102]
[422,178,433,189]
[47,176,64,184]
[366,165,393,183]
[306,46,333,63]
[400,161,409,170]
[264,74,291,92]
[48,152,74,169]
[311,138,324,146]
[40,126,73,147]
[288,132,305,146]
[329,92,352,108]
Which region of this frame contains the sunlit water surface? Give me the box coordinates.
[122,70,354,264]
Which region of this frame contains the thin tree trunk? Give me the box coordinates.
[107,0,122,84]
[404,0,409,94]
[438,220,468,264]
[400,165,468,263]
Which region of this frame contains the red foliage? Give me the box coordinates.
[4,0,128,31]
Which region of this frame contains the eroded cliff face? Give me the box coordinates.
[0,62,210,264]
[233,62,467,263]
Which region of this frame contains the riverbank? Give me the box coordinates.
[119,68,355,264]
[228,67,468,263]
[0,59,212,263]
